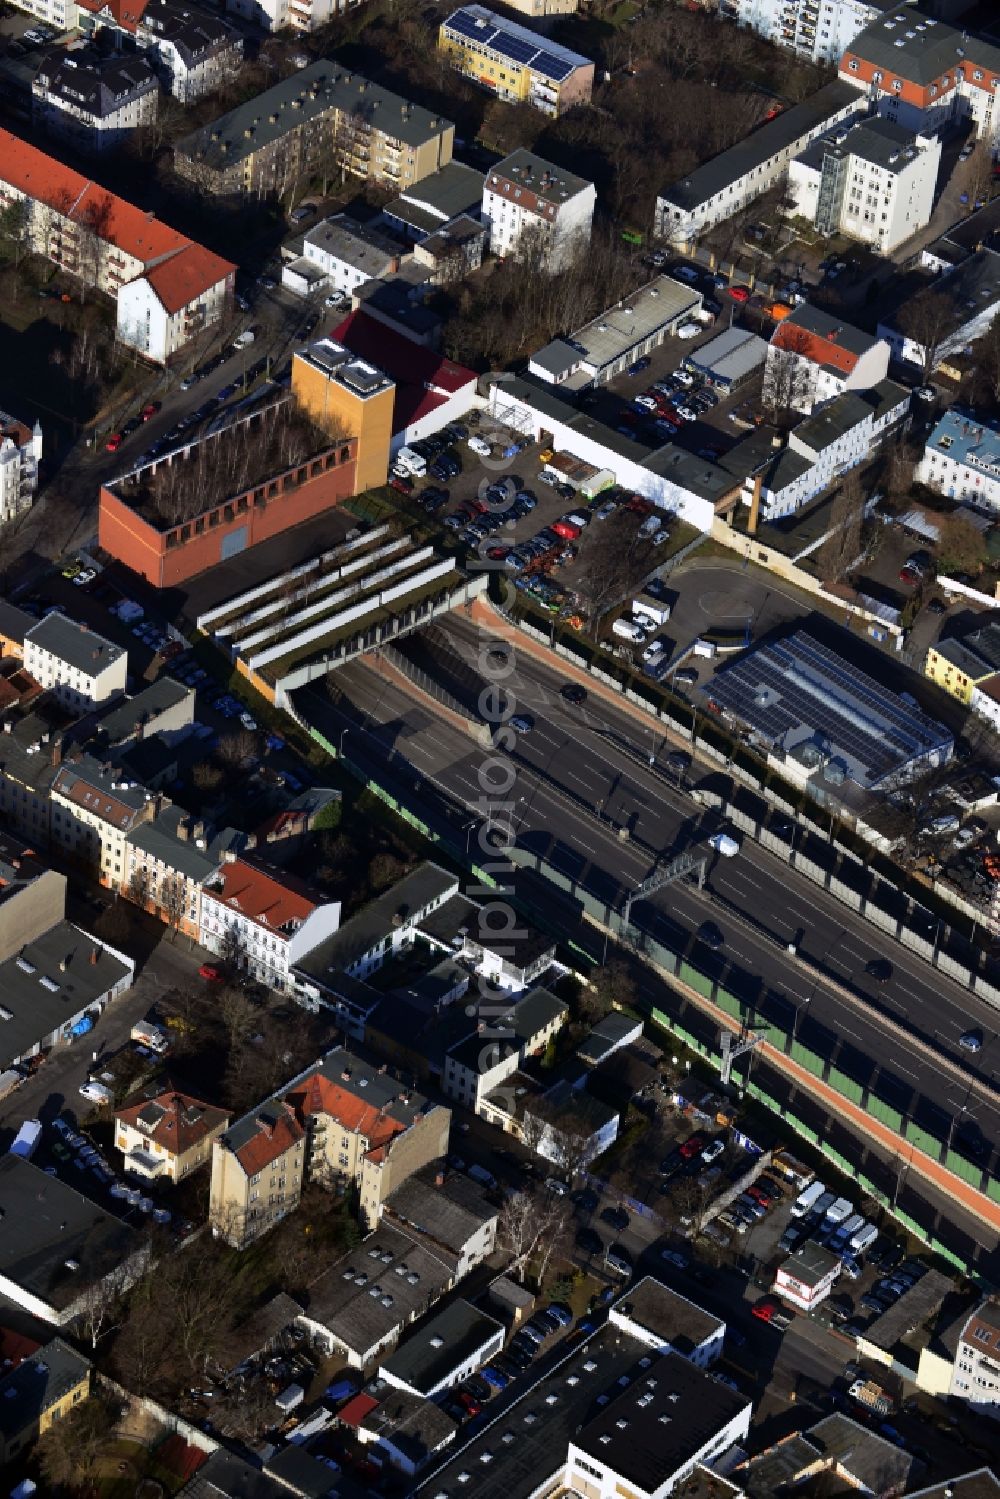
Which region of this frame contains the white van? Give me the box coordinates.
[693,638,718,658]
[395,446,427,478]
[612,618,646,643]
[790,1179,825,1218]
[850,1222,878,1255]
[824,1196,853,1226]
[79,1080,112,1106]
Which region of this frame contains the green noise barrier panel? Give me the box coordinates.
[679,963,715,999]
[827,1069,864,1105]
[789,1043,825,1077]
[868,1097,904,1133]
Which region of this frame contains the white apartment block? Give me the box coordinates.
[724,0,895,65]
[482,149,595,271]
[199,856,341,993]
[0,412,42,526]
[744,379,909,520]
[656,79,857,244]
[787,115,940,254]
[223,0,335,33]
[950,1302,1000,1419]
[916,408,1000,508]
[23,612,126,711]
[136,0,243,103]
[301,215,402,296]
[15,0,77,32]
[50,756,156,888]
[32,53,159,156]
[609,1277,726,1369]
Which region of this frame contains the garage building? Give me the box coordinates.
[685,326,769,390]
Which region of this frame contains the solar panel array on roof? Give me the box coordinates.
[494,32,536,63]
[446,8,486,39]
[533,51,574,81]
[443,6,587,83]
[704,633,952,789]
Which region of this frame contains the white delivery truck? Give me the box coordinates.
[613,618,646,643]
[632,592,672,628]
[394,446,427,478]
[9,1120,42,1160]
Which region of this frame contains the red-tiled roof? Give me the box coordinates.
[231,1105,305,1176]
[772,318,860,375]
[116,1088,230,1155]
[76,0,150,31]
[332,311,476,396]
[290,1071,406,1154]
[0,129,234,308]
[205,858,317,936]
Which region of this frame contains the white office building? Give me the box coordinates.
[786,115,940,254]
[23,612,126,711]
[482,149,595,271]
[299,216,403,297]
[915,408,1000,508]
[0,411,41,526]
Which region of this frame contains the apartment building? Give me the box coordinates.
[115,1087,230,1182]
[950,1300,1000,1418]
[32,52,159,156]
[438,6,594,116]
[482,149,595,270]
[50,754,157,885]
[127,805,242,940]
[743,380,909,519]
[787,114,940,254]
[609,1277,725,1368]
[656,80,858,244]
[840,9,1000,150]
[175,61,455,202]
[442,986,568,1113]
[0,130,234,365]
[916,408,1000,508]
[381,160,485,241]
[198,856,341,994]
[210,1048,450,1246]
[764,303,891,414]
[0,411,42,526]
[136,0,243,103]
[724,0,897,65]
[925,620,1000,705]
[223,0,335,33]
[23,612,126,712]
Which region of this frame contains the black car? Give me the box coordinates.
[865,957,893,983]
[697,921,724,950]
[576,1227,603,1255]
[561,684,587,706]
[600,1205,629,1232]
[465,1375,493,1402]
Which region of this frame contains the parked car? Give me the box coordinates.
[600,1205,629,1232]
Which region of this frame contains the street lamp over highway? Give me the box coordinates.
[338,728,349,758]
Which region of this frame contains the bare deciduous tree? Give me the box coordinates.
[815,470,866,585]
[898,288,955,383]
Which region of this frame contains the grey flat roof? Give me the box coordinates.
[687,326,768,383]
[568,276,702,372]
[510,985,566,1040]
[380,1298,503,1393]
[0,1155,140,1313]
[530,338,581,379]
[264,1444,340,1497]
[383,1168,496,1258]
[490,375,655,465]
[488,149,592,205]
[295,863,458,982]
[807,1413,919,1492]
[25,611,124,675]
[304,216,402,275]
[845,8,1000,86]
[660,80,857,211]
[614,1276,724,1354]
[779,1239,840,1287]
[180,1450,289,1498]
[360,1380,457,1456]
[0,1337,90,1441]
[0,920,132,1071]
[642,444,742,504]
[703,630,953,789]
[94,678,192,744]
[862,1269,953,1351]
[574,1350,749,1492]
[880,248,1000,345]
[908,1473,1000,1499]
[793,390,878,452]
[177,59,452,170]
[301,1223,453,1355]
[391,159,484,220]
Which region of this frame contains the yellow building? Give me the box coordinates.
[292,339,395,494]
[115,1088,231,1184]
[925,621,1000,705]
[0,1338,91,1464]
[438,5,594,116]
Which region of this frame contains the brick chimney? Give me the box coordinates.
[89,948,98,965]
[50,731,63,768]
[176,818,190,842]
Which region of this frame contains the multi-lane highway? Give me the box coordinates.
[298,612,1000,1260]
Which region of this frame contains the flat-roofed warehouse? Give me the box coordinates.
[528,274,703,388]
[685,326,770,390]
[702,630,952,795]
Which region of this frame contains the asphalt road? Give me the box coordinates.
[299,624,1000,1255]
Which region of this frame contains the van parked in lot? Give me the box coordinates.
[790,1179,826,1218]
[395,446,427,478]
[612,617,646,643]
[850,1222,878,1255]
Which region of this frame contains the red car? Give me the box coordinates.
[752,1299,778,1322]
[626,495,654,514]
[140,401,160,421]
[678,1132,706,1159]
[457,1392,481,1415]
[105,432,123,452]
[898,567,919,585]
[727,285,751,303]
[552,519,582,540]
[199,963,223,982]
[390,475,414,495]
[746,1185,770,1205]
